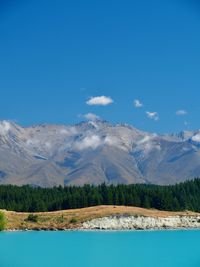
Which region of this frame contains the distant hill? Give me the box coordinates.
[0,119,200,187]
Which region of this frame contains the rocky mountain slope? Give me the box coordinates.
[0,120,200,187]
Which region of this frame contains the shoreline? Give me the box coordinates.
[2,205,200,232]
[3,226,200,233]
[81,214,200,231]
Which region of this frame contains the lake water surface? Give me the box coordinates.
[0,230,200,267]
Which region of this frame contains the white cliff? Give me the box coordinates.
[82,215,200,230]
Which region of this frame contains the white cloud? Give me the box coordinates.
[134,99,143,108]
[75,134,127,151]
[176,110,188,116]
[26,138,40,146]
[59,127,77,135]
[74,135,102,150]
[82,113,100,121]
[105,135,120,146]
[59,129,70,135]
[192,134,200,143]
[0,121,11,135]
[138,135,151,144]
[86,96,113,106]
[146,111,159,121]
[44,142,52,149]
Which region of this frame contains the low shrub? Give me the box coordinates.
[70,217,78,224]
[26,214,39,223]
[0,212,6,231]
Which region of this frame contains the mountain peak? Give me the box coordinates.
[0,120,200,187]
[0,120,24,136]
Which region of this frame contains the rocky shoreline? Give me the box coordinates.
[4,215,200,232]
[82,215,200,230]
[3,206,200,232]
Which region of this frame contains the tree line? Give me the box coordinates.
[0,179,200,212]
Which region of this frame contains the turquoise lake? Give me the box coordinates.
[0,230,200,267]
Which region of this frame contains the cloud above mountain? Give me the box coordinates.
[74,134,102,150]
[86,96,113,106]
[146,111,159,121]
[82,113,100,121]
[176,110,188,116]
[134,99,143,108]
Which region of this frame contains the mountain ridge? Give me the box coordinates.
[0,119,200,187]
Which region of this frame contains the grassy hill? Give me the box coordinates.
[2,205,200,231]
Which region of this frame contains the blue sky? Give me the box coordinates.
[0,0,200,133]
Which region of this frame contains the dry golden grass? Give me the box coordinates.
[1,206,200,231]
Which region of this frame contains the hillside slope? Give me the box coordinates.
[0,120,200,186]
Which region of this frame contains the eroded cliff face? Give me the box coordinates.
[82,215,200,230]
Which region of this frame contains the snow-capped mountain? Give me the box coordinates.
[0,120,200,187]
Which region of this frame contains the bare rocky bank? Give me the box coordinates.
[82,215,200,230]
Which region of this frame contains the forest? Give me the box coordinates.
[0,179,200,212]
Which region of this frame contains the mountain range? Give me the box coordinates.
[0,119,200,187]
